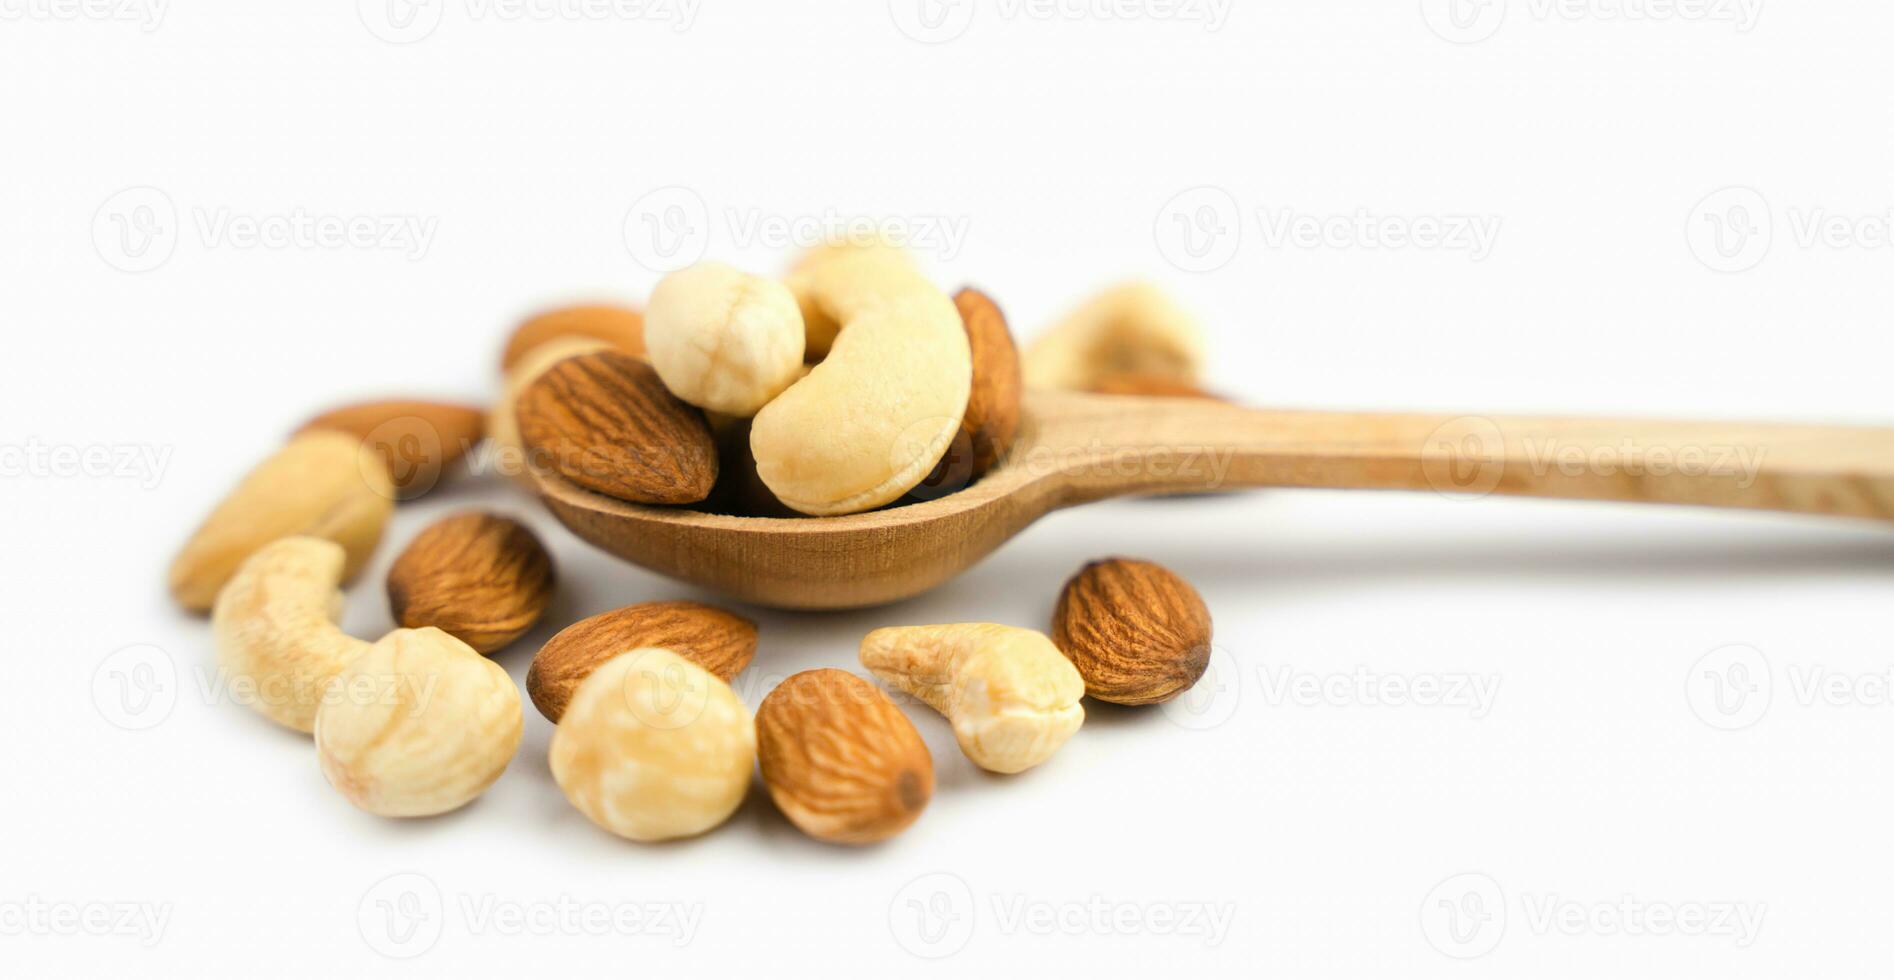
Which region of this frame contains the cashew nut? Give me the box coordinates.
[752,250,972,515]
[644,261,805,417]
[549,648,756,842]
[315,627,523,818]
[1022,282,1206,392]
[170,431,395,612]
[787,240,915,358]
[859,623,1085,774]
[488,334,613,485]
[211,536,375,733]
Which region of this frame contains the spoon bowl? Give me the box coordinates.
[534,395,1081,610]
[535,390,1894,609]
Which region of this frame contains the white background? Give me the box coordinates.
[4,0,1893,975]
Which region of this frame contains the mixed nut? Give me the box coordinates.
[167,240,1222,844]
[549,648,756,842]
[316,627,523,818]
[756,669,934,844]
[384,513,557,653]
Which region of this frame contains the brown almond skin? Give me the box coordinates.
[526,601,757,722]
[910,288,1023,500]
[386,513,555,654]
[953,288,1022,478]
[515,350,718,505]
[296,400,487,500]
[502,304,645,372]
[1052,557,1213,705]
[756,669,933,845]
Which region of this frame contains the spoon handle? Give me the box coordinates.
[1037,394,1894,521]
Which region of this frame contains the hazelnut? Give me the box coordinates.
[314,628,523,817]
[549,648,755,842]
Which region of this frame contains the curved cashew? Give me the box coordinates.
[860,623,1085,774]
[1022,282,1206,391]
[211,536,374,733]
[169,431,395,611]
[752,250,972,515]
[788,240,915,358]
[644,261,805,417]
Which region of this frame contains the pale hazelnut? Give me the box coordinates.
[314,627,523,818]
[548,648,755,842]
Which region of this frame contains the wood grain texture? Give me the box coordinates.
[526,601,757,722]
[386,512,554,654]
[515,350,718,505]
[535,390,1894,609]
[755,669,933,845]
[1051,557,1212,705]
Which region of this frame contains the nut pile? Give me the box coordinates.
[166,239,1220,843]
[511,245,989,517]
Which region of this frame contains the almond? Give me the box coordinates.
[951,287,1022,477]
[386,512,555,654]
[297,399,486,499]
[501,304,645,371]
[526,600,757,722]
[490,335,613,489]
[1051,557,1213,706]
[756,669,933,845]
[911,288,1022,500]
[514,350,718,505]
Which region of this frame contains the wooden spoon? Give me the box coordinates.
[533,389,1894,610]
